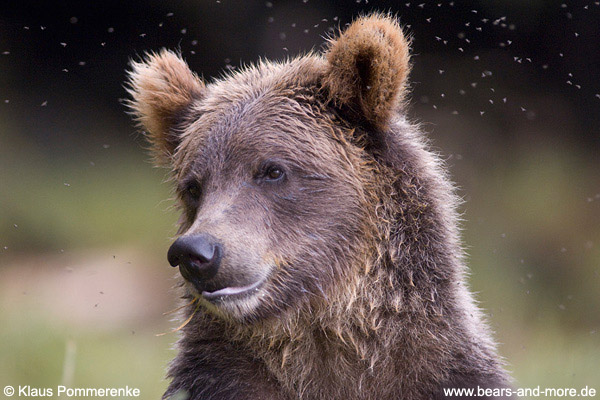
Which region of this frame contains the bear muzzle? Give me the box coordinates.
[167,233,268,302]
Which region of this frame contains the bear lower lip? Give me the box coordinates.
[201,277,265,301]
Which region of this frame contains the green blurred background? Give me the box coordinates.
[1,0,598,398]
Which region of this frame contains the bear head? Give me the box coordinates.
[127,14,411,322]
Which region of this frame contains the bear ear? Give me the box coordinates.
[322,14,411,130]
[126,49,205,165]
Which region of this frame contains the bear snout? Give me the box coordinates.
[167,234,222,287]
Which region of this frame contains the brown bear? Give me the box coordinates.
[127,14,514,400]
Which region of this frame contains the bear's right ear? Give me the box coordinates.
[126,50,205,165]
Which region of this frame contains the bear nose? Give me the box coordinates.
[167,234,222,283]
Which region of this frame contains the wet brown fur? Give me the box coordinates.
[127,14,514,400]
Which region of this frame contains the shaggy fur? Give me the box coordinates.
[128,14,514,400]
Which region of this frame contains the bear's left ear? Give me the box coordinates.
[322,14,411,130]
[126,50,205,165]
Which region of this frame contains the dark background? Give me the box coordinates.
[1,0,599,396]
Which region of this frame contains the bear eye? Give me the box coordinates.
[264,164,285,181]
[186,182,201,200]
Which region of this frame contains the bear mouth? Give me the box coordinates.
[200,276,266,302]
